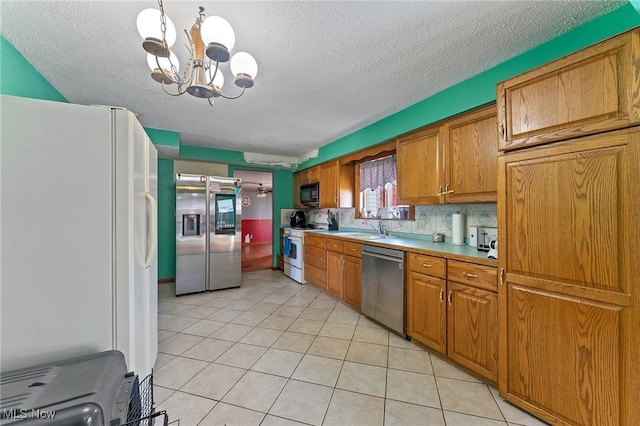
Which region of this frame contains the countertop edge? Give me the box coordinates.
[317,232,498,267]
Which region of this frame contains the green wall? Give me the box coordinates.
[157,159,177,280]
[146,128,180,149]
[0,36,66,102]
[180,145,246,163]
[145,129,180,281]
[299,3,640,169]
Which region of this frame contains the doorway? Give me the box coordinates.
[233,170,273,272]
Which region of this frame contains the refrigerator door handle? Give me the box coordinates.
[144,192,157,268]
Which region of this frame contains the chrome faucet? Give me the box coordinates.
[378,221,386,235]
[362,221,378,233]
[363,220,386,235]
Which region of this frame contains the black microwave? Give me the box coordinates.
[300,182,319,205]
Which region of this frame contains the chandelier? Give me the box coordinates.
[136,0,258,106]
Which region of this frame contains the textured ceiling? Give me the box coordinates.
[1,1,625,160]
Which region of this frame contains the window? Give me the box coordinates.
[358,155,406,218]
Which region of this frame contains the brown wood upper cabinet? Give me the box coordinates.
[443,104,498,203]
[299,166,319,184]
[396,124,443,205]
[397,104,498,205]
[319,160,338,208]
[294,159,354,208]
[292,171,304,209]
[497,28,640,151]
[293,166,319,208]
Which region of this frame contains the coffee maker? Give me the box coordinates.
[290,210,307,229]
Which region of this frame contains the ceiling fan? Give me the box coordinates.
[246,182,272,198]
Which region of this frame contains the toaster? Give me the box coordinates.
[477,227,497,252]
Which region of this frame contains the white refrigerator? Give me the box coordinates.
[0,95,158,378]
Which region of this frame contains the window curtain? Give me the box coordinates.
[360,155,396,192]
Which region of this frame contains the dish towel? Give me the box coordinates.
[283,236,291,256]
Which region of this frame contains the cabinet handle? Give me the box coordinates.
[499,123,505,140]
[439,288,444,303]
[447,291,452,306]
[462,272,479,279]
[421,263,432,268]
[349,248,356,251]
[437,186,443,197]
[499,268,505,286]
[437,185,454,196]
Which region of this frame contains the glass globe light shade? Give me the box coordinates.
[137,8,176,47]
[147,52,180,73]
[200,16,235,51]
[212,70,224,89]
[230,52,258,78]
[207,66,225,88]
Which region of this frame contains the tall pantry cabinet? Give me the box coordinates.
[496,28,640,425]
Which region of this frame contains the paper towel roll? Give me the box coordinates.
[452,213,465,245]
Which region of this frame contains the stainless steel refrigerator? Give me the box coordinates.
[176,174,242,295]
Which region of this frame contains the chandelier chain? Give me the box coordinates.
[156,0,180,79]
[157,0,167,50]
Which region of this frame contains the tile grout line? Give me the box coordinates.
[160,273,533,426]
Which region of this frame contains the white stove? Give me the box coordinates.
[283,213,329,283]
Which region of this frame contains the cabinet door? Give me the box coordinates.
[397,125,444,205]
[326,250,344,299]
[343,255,362,310]
[497,28,640,151]
[307,166,319,183]
[293,171,304,208]
[319,160,339,208]
[407,271,446,353]
[497,128,640,425]
[304,263,327,290]
[445,104,498,203]
[447,282,497,382]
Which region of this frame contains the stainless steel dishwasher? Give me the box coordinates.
[361,245,405,336]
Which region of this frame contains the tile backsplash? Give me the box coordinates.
[281,204,497,242]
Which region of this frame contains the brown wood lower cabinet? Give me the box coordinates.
[342,254,361,309]
[326,238,362,310]
[407,254,498,382]
[304,234,326,290]
[407,270,446,353]
[326,250,344,298]
[446,282,497,382]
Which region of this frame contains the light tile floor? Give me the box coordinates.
[155,270,548,426]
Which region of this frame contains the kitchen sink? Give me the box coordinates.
[338,232,384,240]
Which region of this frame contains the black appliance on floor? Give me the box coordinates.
[0,350,168,426]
